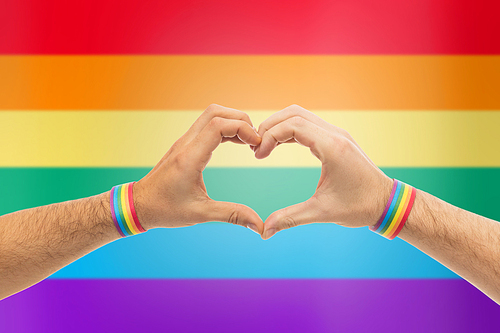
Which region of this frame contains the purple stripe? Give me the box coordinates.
[1,279,499,332]
[109,186,125,237]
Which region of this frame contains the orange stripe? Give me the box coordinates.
[0,56,499,110]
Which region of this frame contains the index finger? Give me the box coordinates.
[255,116,330,162]
[258,105,377,167]
[183,104,254,145]
[257,105,332,137]
[187,117,261,171]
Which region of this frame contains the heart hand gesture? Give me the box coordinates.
[135,104,393,240]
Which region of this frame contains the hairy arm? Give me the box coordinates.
[257,105,500,304]
[0,192,118,299]
[399,190,500,303]
[0,105,263,300]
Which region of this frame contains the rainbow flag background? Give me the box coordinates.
[1,0,500,331]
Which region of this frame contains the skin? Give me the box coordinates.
[1,104,499,305]
[255,105,500,304]
[0,105,264,300]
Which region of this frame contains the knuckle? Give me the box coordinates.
[171,152,188,169]
[332,135,353,155]
[227,209,240,225]
[242,113,252,124]
[262,128,273,139]
[208,116,224,128]
[287,104,304,111]
[257,123,268,134]
[169,139,181,152]
[337,127,352,139]
[281,215,299,229]
[262,129,278,146]
[289,115,306,127]
[273,208,299,230]
[205,104,219,114]
[283,104,304,116]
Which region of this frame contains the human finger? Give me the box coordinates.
[182,104,254,146]
[254,116,329,162]
[257,105,332,137]
[258,105,376,167]
[187,117,261,170]
[262,198,321,240]
[202,200,264,235]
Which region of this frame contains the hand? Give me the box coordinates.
[134,104,264,234]
[255,105,393,239]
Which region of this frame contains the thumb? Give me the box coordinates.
[263,199,319,240]
[203,200,264,235]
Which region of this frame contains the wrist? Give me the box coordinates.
[132,180,157,230]
[369,178,417,239]
[398,189,430,241]
[106,183,149,236]
[368,175,394,228]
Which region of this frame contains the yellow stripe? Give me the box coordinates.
[121,184,138,234]
[1,110,499,167]
[383,185,410,237]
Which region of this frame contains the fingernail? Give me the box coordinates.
[264,228,277,239]
[246,224,260,235]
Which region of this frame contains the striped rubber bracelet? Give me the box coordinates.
[370,179,416,240]
[110,182,146,237]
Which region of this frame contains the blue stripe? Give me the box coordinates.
[50,222,456,278]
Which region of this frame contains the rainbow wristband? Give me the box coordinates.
[110,182,146,237]
[370,179,416,240]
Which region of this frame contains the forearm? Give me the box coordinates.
[0,106,265,301]
[0,191,120,300]
[255,106,500,304]
[399,189,500,303]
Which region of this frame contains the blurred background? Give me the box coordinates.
[1,0,500,331]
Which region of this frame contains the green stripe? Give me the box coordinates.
[2,167,499,219]
[380,182,406,235]
[0,167,499,279]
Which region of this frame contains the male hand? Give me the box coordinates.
[255,105,393,239]
[134,104,264,234]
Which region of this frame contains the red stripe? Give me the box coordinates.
[1,0,499,54]
[389,187,417,240]
[129,182,146,233]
